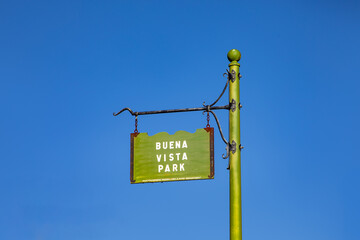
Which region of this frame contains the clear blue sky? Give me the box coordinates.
[1,0,359,239]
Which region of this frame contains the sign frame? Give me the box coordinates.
[130,127,214,184]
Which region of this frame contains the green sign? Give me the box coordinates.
[130,128,214,183]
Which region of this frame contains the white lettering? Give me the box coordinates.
[169,153,174,161]
[156,154,161,162]
[164,154,166,162]
[172,164,178,172]
[158,165,163,172]
[180,163,185,171]
[176,153,181,160]
[165,164,170,172]
[182,152,188,160]
[155,140,188,150]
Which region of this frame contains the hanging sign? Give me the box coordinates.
[130,128,214,183]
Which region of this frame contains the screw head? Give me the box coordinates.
[227,49,241,62]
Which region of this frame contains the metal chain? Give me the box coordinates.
[206,112,210,128]
[134,116,138,133]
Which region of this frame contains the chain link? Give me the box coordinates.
[206,112,210,128]
[134,116,138,133]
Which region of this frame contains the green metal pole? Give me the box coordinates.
[228,49,242,240]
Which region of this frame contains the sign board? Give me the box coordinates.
[130,128,214,183]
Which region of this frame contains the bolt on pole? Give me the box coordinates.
[228,49,242,240]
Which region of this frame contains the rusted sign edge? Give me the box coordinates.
[130,132,139,183]
[204,127,215,179]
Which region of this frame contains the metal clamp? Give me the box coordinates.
[229,69,236,83]
[222,140,236,158]
[224,140,237,169]
[224,69,237,83]
[230,140,237,154]
[230,99,237,112]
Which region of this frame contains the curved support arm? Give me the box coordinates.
[207,110,228,145]
[113,108,135,116]
[223,143,230,160]
[203,71,229,108]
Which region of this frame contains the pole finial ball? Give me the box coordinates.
[227,49,241,62]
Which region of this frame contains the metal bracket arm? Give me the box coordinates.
[113,70,233,166]
[114,69,231,117]
[113,105,229,117]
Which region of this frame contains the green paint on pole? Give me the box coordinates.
[228,49,242,240]
[130,128,214,183]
